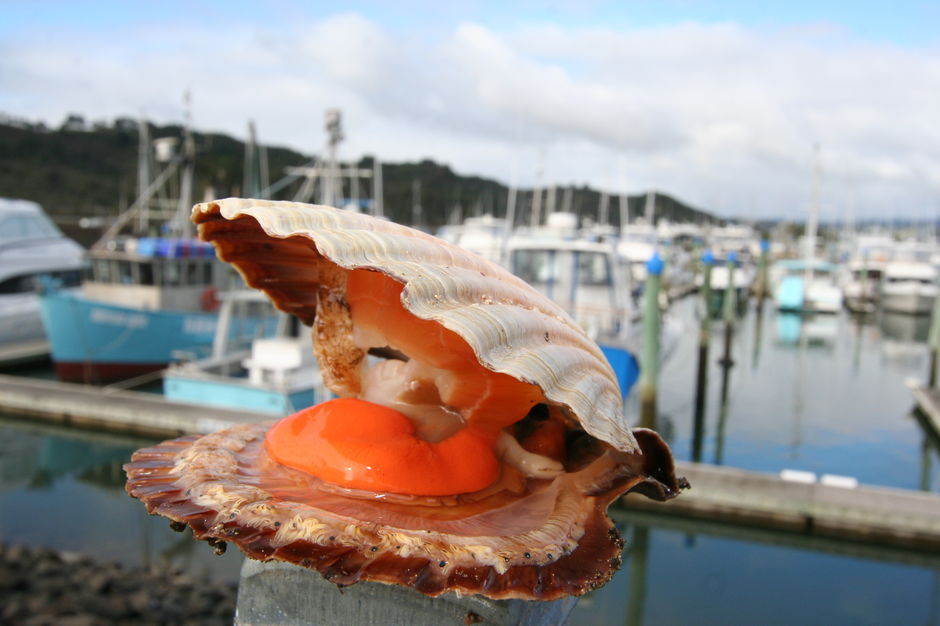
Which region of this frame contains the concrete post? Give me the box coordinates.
[235,559,578,626]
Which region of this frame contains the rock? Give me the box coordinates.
[0,543,238,623]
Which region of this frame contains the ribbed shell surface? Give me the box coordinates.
[192,198,638,453]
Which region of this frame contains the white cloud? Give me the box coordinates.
[0,14,938,219]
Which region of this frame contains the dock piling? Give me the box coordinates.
[719,251,738,369]
[927,289,940,387]
[692,250,714,462]
[755,238,770,301]
[639,252,664,430]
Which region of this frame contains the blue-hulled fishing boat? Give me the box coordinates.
[38,117,247,382]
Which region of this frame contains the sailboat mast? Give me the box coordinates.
[176,91,195,239]
[136,118,151,233]
[804,143,821,289]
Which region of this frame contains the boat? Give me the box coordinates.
[880,260,938,315]
[38,116,244,382]
[617,220,658,285]
[505,225,680,396]
[701,252,755,316]
[0,198,85,352]
[163,290,327,415]
[436,214,510,266]
[772,145,841,315]
[774,259,842,314]
[840,258,885,314]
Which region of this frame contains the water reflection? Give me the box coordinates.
[0,418,244,583]
[660,296,940,490]
[570,508,940,626]
[880,311,932,343]
[775,312,838,348]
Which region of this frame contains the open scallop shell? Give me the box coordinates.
[124,199,686,600]
[192,198,635,452]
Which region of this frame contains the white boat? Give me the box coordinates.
[617,221,658,284]
[163,290,327,415]
[840,258,885,313]
[0,199,85,350]
[880,261,938,315]
[506,231,680,397]
[437,214,510,266]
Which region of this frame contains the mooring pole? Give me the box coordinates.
[927,285,940,388]
[719,251,738,370]
[692,250,714,463]
[756,238,770,302]
[639,252,664,430]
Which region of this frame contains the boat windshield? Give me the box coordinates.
[510,247,623,335]
[0,211,63,243]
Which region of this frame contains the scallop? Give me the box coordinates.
[124,198,685,600]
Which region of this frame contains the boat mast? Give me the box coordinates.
[530,149,545,228]
[136,118,152,234]
[644,190,656,224]
[805,143,821,290]
[175,90,196,239]
[322,108,344,208]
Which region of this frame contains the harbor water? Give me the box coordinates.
[1,296,939,624]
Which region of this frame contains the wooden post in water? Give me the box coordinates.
[714,252,737,465]
[719,252,738,370]
[235,559,578,625]
[756,238,770,302]
[692,250,715,463]
[639,252,664,430]
[927,288,940,387]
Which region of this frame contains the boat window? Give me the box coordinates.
[92,259,112,283]
[162,259,181,286]
[512,248,613,304]
[186,260,202,286]
[57,269,82,287]
[512,250,548,286]
[201,260,213,285]
[0,274,35,294]
[0,213,62,243]
[117,260,134,284]
[577,252,611,286]
[138,262,155,286]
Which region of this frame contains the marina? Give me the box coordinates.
[4,183,940,623]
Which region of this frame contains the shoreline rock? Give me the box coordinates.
[0,543,236,625]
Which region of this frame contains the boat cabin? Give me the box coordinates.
[84,236,223,312]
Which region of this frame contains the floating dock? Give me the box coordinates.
[0,374,267,437]
[2,373,939,553]
[624,462,940,553]
[910,383,940,442]
[0,340,50,367]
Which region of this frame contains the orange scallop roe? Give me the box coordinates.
[265,398,499,496]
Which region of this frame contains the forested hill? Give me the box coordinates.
[0,115,716,234]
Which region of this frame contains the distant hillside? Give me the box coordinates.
[0,114,716,238]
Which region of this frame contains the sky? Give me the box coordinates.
[1,1,939,221]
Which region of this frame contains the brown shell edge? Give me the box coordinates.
[123,429,685,601]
